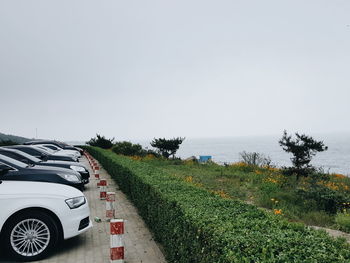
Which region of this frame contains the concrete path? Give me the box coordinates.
[0,156,167,263]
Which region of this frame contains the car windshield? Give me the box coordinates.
[11,150,42,163]
[0,154,28,168]
[41,144,60,151]
[44,144,61,150]
[33,145,55,154]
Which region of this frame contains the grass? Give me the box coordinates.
[85,147,350,262]
[134,156,350,231]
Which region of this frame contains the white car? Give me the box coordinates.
[0,180,92,261]
[34,145,81,159]
[39,144,81,158]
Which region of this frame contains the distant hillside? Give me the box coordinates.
[0,132,32,144]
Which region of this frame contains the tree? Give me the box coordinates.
[0,140,19,146]
[239,151,272,167]
[86,134,114,149]
[279,130,328,177]
[150,137,185,159]
[112,141,145,156]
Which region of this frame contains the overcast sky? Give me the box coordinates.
[1,0,349,141]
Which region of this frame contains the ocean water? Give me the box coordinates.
[140,134,350,175]
[68,133,350,175]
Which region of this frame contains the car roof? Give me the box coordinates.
[0,154,28,168]
[0,147,40,162]
[5,145,48,154]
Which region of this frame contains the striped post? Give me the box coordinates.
[110,219,124,263]
[94,166,100,179]
[100,179,107,199]
[106,192,116,220]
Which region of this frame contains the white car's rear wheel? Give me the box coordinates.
[4,211,59,261]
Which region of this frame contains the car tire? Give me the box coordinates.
[3,211,59,261]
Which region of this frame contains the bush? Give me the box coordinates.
[112,141,145,156]
[84,146,350,263]
[0,140,18,146]
[239,151,272,167]
[336,213,350,232]
[279,130,328,178]
[150,137,185,159]
[296,183,350,214]
[86,134,114,149]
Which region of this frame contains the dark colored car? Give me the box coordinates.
[24,140,83,154]
[0,148,90,184]
[0,154,84,190]
[5,145,78,162]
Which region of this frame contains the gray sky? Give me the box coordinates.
[1,0,349,141]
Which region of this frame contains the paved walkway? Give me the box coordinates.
[0,156,167,263]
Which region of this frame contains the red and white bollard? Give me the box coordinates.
[99,179,107,199]
[94,166,100,179]
[106,192,116,220]
[110,219,124,263]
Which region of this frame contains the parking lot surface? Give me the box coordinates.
[0,156,167,263]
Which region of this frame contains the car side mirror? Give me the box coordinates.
[0,164,13,176]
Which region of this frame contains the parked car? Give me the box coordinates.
[0,148,90,184]
[0,154,84,190]
[5,145,79,162]
[35,144,80,159]
[38,143,81,158]
[24,140,83,154]
[0,180,92,261]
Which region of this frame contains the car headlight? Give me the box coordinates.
[58,173,80,183]
[70,165,86,172]
[65,196,86,209]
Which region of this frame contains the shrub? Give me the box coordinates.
[84,146,350,263]
[112,141,145,156]
[150,137,185,159]
[279,130,328,178]
[86,134,114,149]
[0,140,18,146]
[302,211,334,227]
[296,183,350,214]
[336,212,350,232]
[239,151,272,167]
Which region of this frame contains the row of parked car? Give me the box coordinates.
[0,140,92,261]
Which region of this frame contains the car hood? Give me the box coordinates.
[53,151,79,158]
[25,165,81,176]
[48,154,77,161]
[0,180,83,198]
[43,160,87,169]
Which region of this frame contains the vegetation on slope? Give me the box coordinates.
[86,146,350,263]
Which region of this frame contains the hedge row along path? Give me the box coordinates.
[86,147,350,263]
[0,155,167,263]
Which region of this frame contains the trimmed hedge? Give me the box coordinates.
[85,147,350,263]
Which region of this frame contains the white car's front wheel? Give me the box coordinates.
[4,211,59,261]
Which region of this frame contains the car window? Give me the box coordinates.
[43,145,59,150]
[8,150,40,162]
[0,154,27,168]
[18,147,40,155]
[0,151,21,161]
[35,146,55,154]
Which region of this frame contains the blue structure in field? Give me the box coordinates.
[199,155,212,163]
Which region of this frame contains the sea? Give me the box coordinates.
[68,133,350,175]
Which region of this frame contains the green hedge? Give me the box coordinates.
[85,147,350,263]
